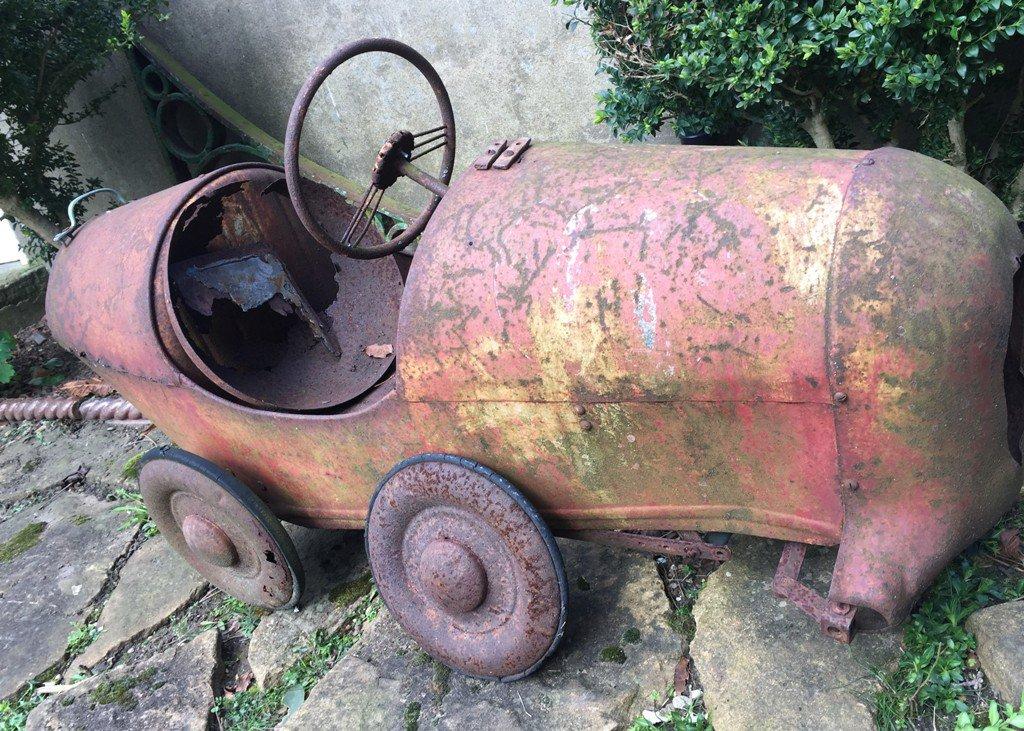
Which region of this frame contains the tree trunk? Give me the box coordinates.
[801,108,835,149]
[0,195,59,243]
[1011,163,1024,221]
[947,114,968,171]
[982,67,1024,187]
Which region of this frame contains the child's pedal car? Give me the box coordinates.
[46,38,1024,680]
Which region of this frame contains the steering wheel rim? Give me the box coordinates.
[284,37,456,259]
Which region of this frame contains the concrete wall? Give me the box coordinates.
[145,0,610,208]
[55,53,177,206]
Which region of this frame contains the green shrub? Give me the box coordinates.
[0,0,166,258]
[559,0,1024,214]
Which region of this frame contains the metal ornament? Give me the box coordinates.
[366,454,567,681]
[138,447,303,609]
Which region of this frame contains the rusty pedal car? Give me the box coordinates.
[46,38,1024,680]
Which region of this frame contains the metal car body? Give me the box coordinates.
[46,138,1024,634]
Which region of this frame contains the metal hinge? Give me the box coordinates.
[473,137,531,171]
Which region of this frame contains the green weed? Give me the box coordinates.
[956,694,1024,730]
[65,621,100,656]
[200,597,265,638]
[120,453,145,481]
[213,586,379,730]
[109,488,157,537]
[875,506,1024,729]
[630,690,712,731]
[0,684,42,731]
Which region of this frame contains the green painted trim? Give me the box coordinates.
[136,36,417,220]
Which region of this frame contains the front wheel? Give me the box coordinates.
[138,447,304,609]
[365,454,567,681]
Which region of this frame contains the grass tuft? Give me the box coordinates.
[213,585,379,730]
[109,488,157,537]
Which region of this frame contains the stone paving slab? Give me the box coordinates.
[69,537,207,677]
[26,629,221,731]
[285,539,681,730]
[0,492,137,699]
[248,525,368,688]
[966,599,1024,705]
[691,536,901,731]
[0,421,165,504]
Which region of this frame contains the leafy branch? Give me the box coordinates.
[0,0,166,259]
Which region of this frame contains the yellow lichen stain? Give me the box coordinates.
[756,176,845,299]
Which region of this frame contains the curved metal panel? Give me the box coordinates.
[827,147,1024,624]
[398,143,865,404]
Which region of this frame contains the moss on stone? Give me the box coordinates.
[599,645,627,664]
[71,514,91,526]
[403,701,421,731]
[89,678,138,709]
[89,668,157,709]
[431,662,452,701]
[0,522,46,563]
[329,572,374,607]
[622,627,642,644]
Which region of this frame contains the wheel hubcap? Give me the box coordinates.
[181,513,238,568]
[367,456,567,680]
[417,538,487,614]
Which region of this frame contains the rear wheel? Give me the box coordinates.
[138,446,304,609]
[366,454,567,681]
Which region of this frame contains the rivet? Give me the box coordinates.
[834,391,848,403]
[579,419,593,432]
[844,480,860,492]
[572,404,586,416]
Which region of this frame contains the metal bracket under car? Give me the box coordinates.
[772,542,855,643]
[556,529,732,563]
[560,531,855,643]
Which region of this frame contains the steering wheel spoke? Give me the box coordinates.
[340,184,385,249]
[284,38,456,260]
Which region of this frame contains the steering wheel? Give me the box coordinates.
[284,38,456,259]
